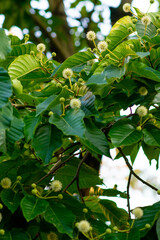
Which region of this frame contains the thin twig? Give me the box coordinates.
[63,151,90,202]
[35,150,86,184]
[118,147,158,191]
[127,171,132,219]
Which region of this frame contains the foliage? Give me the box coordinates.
[0,3,160,240]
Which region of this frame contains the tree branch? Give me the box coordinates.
[63,151,90,202]
[117,147,158,191]
[35,150,86,184]
[127,171,132,219]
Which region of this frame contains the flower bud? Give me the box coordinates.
[16,176,22,181]
[83,208,88,213]
[31,183,37,188]
[58,194,63,199]
[136,126,142,131]
[0,204,3,210]
[145,223,151,229]
[32,188,38,195]
[0,229,5,235]
[59,97,65,103]
[106,228,112,234]
[52,52,56,57]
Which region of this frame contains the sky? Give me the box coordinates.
[0,0,160,210]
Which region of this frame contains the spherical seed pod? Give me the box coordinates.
[70,98,81,109]
[123,3,131,13]
[1,178,12,189]
[37,43,46,52]
[136,106,148,117]
[77,220,91,233]
[141,16,151,25]
[86,31,96,41]
[132,207,143,219]
[62,68,73,79]
[50,180,62,192]
[47,232,58,240]
[97,41,108,52]
[139,86,148,96]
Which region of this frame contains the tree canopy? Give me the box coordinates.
[0,0,160,239]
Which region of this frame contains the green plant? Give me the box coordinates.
[0,2,160,239]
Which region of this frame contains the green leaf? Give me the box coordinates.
[80,93,98,116]
[1,189,22,213]
[6,117,24,143]
[0,129,6,153]
[136,51,150,58]
[21,195,49,222]
[99,199,129,228]
[32,124,63,164]
[36,89,70,116]
[44,201,76,238]
[24,112,42,142]
[109,119,143,147]
[128,228,140,240]
[134,201,160,237]
[0,68,12,108]
[106,16,135,51]
[142,142,160,162]
[55,157,102,192]
[136,20,157,38]
[156,216,160,240]
[81,118,110,157]
[87,65,125,85]
[115,143,140,164]
[0,29,11,61]
[143,125,160,146]
[0,104,13,130]
[150,47,160,69]
[128,60,160,82]
[148,12,160,28]
[8,54,41,80]
[49,109,85,138]
[52,51,95,77]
